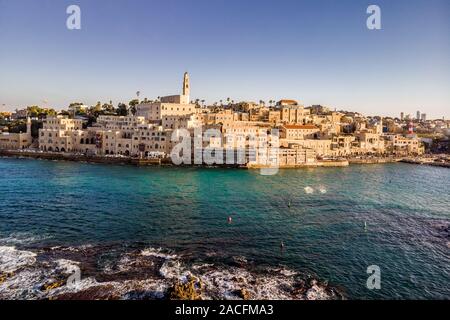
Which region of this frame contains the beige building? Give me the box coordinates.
[281,139,332,157]
[39,116,97,153]
[385,134,424,155]
[281,107,310,124]
[280,124,320,140]
[277,145,317,166]
[0,118,32,150]
[331,135,356,156]
[354,131,385,154]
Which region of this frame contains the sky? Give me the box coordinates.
[0,0,449,119]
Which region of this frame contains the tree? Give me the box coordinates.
[129,99,139,115]
[68,102,83,108]
[27,106,57,119]
[117,103,128,116]
[129,99,139,107]
[102,102,115,114]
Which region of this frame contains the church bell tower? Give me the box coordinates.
[182,72,190,101]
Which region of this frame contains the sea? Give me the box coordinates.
[0,157,449,299]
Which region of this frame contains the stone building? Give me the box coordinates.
[135,73,197,121]
[280,124,320,140]
[0,117,32,150]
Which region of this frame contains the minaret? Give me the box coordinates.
[182,72,190,102]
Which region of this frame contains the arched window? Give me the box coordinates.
[80,138,84,144]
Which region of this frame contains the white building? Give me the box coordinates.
[135,72,198,122]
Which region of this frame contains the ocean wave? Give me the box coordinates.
[0,246,37,273]
[0,232,52,246]
[140,247,177,259]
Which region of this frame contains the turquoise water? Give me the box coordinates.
[0,158,449,299]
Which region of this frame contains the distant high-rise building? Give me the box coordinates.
[421,113,427,122]
[416,110,421,120]
[400,112,404,120]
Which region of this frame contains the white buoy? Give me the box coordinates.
[318,186,327,194]
[304,186,314,194]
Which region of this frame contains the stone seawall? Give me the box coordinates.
[348,158,401,165]
[247,160,349,169]
[0,150,161,166]
[400,158,450,168]
[8,150,447,169]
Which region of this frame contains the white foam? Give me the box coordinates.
[159,259,189,280]
[305,282,333,300]
[199,267,296,300]
[55,259,80,274]
[0,232,51,245]
[140,247,177,259]
[0,246,36,273]
[0,269,46,299]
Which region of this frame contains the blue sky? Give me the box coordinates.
[0,0,449,118]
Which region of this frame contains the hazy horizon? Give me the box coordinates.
[0,0,449,119]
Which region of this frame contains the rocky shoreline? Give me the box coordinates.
[399,157,450,168]
[0,245,343,300]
